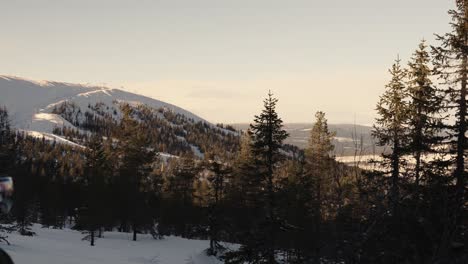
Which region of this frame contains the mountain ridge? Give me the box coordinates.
[0,75,238,158]
[0,75,206,131]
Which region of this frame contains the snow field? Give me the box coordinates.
[3,225,223,264]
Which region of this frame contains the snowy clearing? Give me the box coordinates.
[2,225,223,264]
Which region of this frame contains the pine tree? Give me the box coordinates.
[407,40,445,186]
[162,155,200,237]
[432,0,468,259]
[365,57,415,263]
[11,159,36,237]
[227,132,262,209]
[373,57,410,213]
[306,112,336,159]
[117,104,156,241]
[205,154,232,256]
[303,111,336,260]
[276,154,317,263]
[204,153,231,256]
[251,91,288,263]
[79,135,109,246]
[0,107,16,243]
[223,131,263,259]
[225,91,288,264]
[0,107,14,175]
[305,111,336,194]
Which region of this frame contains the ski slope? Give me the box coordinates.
[2,225,223,264]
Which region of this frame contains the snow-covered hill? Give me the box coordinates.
[0,75,204,134]
[0,76,243,158]
[3,225,224,264]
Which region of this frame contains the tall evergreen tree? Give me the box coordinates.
[162,155,200,237]
[250,91,288,263]
[0,107,16,243]
[204,153,231,256]
[407,40,445,186]
[117,104,156,241]
[79,135,110,246]
[250,91,289,221]
[276,154,317,263]
[432,0,468,259]
[366,57,416,263]
[228,132,260,208]
[223,131,263,258]
[303,111,336,260]
[0,107,14,175]
[11,158,36,237]
[225,91,288,264]
[373,57,410,212]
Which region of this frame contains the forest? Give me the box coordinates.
[0,1,467,264]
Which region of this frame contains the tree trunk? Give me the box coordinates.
[455,44,467,214]
[414,106,422,186]
[266,119,276,263]
[209,239,215,256]
[90,230,95,246]
[414,150,422,186]
[391,135,400,215]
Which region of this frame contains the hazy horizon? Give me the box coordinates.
[0,0,452,124]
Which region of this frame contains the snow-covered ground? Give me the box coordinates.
[2,225,223,264]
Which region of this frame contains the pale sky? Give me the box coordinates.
[0,0,453,124]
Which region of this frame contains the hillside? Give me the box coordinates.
[0,76,238,158]
[0,76,204,130]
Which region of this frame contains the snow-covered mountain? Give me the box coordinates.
[0,75,237,157]
[0,75,204,132]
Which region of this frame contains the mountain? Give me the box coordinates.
[0,76,204,131]
[232,123,384,156]
[0,75,238,157]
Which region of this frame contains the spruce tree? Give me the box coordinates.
[228,131,260,207]
[306,112,336,158]
[163,155,199,237]
[373,57,410,213]
[251,91,288,263]
[407,40,445,186]
[277,154,317,263]
[0,107,16,243]
[432,0,468,259]
[0,107,14,175]
[223,131,263,257]
[204,153,231,256]
[79,135,109,246]
[117,104,156,241]
[225,91,288,264]
[304,111,336,260]
[11,159,36,236]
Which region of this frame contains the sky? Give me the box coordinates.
[0,0,454,124]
